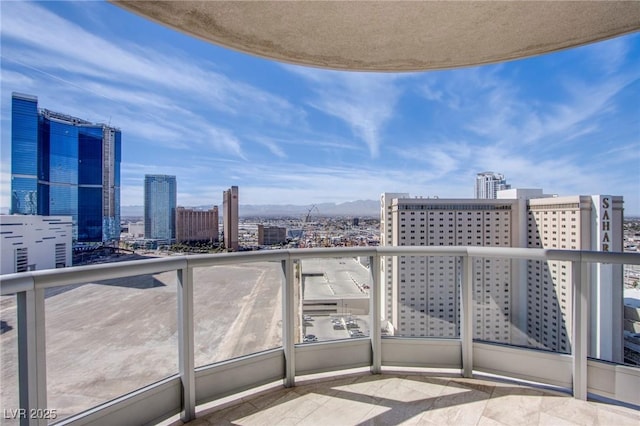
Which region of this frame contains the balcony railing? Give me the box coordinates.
[1,246,639,425]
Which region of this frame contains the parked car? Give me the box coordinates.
[349,329,365,338]
[303,334,318,342]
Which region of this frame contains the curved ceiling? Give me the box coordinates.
[113,1,640,72]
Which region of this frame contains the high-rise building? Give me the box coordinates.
[176,206,219,243]
[381,191,624,362]
[144,175,177,242]
[10,93,121,244]
[475,171,511,199]
[222,186,239,251]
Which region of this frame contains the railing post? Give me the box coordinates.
[17,288,47,426]
[177,267,195,421]
[460,255,473,378]
[282,257,296,387]
[369,255,381,374]
[571,260,588,400]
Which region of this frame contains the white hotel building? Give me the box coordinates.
[381,190,624,362]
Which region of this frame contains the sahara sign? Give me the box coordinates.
[598,196,612,252]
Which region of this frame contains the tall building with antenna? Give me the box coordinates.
[475,171,511,199]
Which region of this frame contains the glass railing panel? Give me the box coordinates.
[1,294,19,425]
[576,260,640,367]
[618,262,638,366]
[471,257,513,345]
[193,261,282,367]
[298,257,371,343]
[381,255,460,339]
[44,272,178,422]
[480,258,572,354]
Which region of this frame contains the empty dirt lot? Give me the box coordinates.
[0,260,282,422]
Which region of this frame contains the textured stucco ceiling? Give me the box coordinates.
[113,1,640,72]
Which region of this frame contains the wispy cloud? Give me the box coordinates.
[0,160,11,211]
[585,35,631,75]
[1,1,303,152]
[205,127,246,160]
[285,66,405,158]
[416,63,637,152]
[396,141,472,179]
[252,137,288,159]
[0,69,36,88]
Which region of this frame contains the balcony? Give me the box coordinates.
[1,246,639,425]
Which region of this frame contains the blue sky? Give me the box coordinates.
[1,1,639,215]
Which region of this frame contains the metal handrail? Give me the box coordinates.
[3,246,637,295]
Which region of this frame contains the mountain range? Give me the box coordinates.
[121,200,380,218]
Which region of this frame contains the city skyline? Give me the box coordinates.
[1,2,639,214]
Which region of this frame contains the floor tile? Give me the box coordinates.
[538,411,581,426]
[539,395,598,426]
[418,384,490,425]
[184,374,639,426]
[595,403,640,426]
[482,386,544,426]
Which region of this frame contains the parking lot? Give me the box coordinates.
[301,313,371,343]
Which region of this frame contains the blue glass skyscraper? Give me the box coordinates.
[144,175,177,242]
[11,93,121,244]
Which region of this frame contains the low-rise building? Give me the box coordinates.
[125,221,145,238]
[0,215,72,274]
[257,224,287,246]
[176,206,219,243]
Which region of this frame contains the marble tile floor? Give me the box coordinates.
[171,372,640,426]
